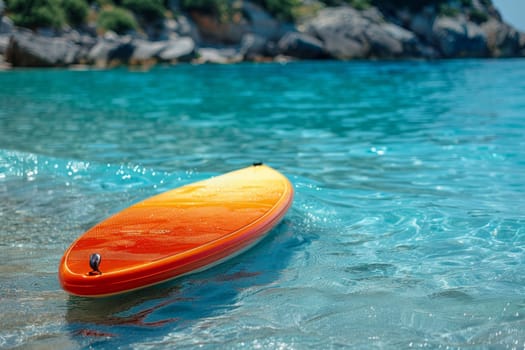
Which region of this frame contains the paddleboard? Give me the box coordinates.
[58,164,294,297]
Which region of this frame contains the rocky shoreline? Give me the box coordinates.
[1,1,524,69]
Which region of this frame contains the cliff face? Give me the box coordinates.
[197,0,524,60]
[376,0,525,58]
[0,0,524,68]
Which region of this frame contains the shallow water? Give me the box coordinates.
[1,60,524,349]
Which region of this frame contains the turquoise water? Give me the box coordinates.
[1,60,525,349]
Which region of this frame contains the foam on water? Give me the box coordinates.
[1,60,524,349]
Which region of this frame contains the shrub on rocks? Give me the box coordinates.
[6,0,65,29]
[122,0,165,22]
[97,6,137,34]
[63,0,89,27]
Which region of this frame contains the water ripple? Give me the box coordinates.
[1,60,525,348]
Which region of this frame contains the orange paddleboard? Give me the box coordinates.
[59,164,293,297]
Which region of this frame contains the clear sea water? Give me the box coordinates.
[1,59,524,349]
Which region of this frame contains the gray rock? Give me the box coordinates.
[89,36,196,65]
[158,37,195,62]
[87,39,119,63]
[432,16,489,57]
[360,7,384,23]
[107,41,134,62]
[278,31,328,59]
[0,54,10,69]
[382,22,430,57]
[106,30,122,40]
[6,31,81,66]
[240,33,270,59]
[482,19,522,57]
[409,7,436,43]
[171,15,201,43]
[88,37,134,66]
[191,11,248,44]
[367,23,404,57]
[131,39,166,61]
[1,15,13,34]
[304,7,369,59]
[189,2,290,46]
[196,47,242,64]
[35,27,56,38]
[304,6,426,59]
[0,34,8,55]
[143,20,169,41]
[241,1,287,41]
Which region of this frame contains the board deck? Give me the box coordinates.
[58,164,294,297]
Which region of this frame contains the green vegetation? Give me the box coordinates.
[371,0,436,11]
[178,0,370,22]
[6,0,66,29]
[5,0,162,30]
[319,0,371,11]
[350,0,372,10]
[6,0,88,28]
[97,6,137,33]
[438,4,460,17]
[121,0,165,21]
[251,0,301,21]
[469,8,489,23]
[179,0,231,19]
[4,0,494,31]
[63,0,89,26]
